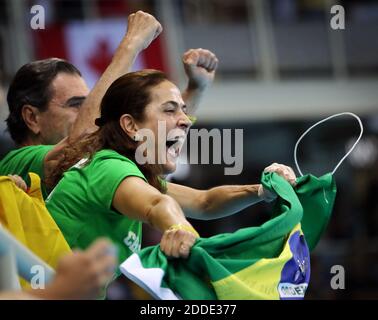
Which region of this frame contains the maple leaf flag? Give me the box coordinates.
[65,19,145,89]
[33,19,167,89]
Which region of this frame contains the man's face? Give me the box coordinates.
[36,72,89,145]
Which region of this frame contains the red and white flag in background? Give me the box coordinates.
[33,19,167,89]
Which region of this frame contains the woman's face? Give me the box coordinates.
[136,80,191,175]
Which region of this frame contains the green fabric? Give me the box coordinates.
[0,145,53,199]
[293,173,336,250]
[120,172,337,300]
[45,149,147,266]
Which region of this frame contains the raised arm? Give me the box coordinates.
[181,49,218,117]
[113,177,198,258]
[166,163,296,220]
[68,11,163,143]
[44,12,162,175]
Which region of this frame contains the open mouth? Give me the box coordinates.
[166,139,178,149]
[166,137,183,159]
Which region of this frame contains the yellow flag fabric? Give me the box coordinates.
[0,173,71,270]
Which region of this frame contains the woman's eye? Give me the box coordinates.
[165,109,175,113]
[69,102,82,109]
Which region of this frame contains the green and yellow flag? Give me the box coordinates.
[121,172,336,300]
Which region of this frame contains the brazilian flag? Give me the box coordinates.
[120,172,337,300]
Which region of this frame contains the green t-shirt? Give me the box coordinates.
[0,145,53,198]
[45,149,147,265]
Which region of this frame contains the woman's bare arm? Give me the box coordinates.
[113,177,198,258]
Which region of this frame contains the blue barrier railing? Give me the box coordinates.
[0,225,55,291]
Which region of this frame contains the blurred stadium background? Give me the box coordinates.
[0,0,377,299]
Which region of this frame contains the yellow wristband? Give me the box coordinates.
[188,115,197,125]
[169,224,200,238]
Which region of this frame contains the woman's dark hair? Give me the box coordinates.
[48,69,169,192]
[6,58,82,144]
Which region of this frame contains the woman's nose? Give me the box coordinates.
[177,111,192,129]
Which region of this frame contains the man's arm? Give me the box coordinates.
[45,11,162,168]
[180,49,218,117]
